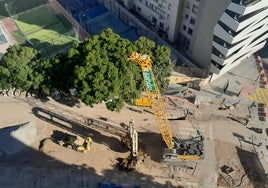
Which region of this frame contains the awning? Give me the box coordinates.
[249,88,268,104]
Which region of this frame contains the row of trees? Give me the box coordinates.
[0,29,173,111]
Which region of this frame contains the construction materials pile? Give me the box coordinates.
[0,121,42,157]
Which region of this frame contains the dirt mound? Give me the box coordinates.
[0,121,41,156]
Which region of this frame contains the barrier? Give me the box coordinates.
[263,107,267,121]
[255,53,268,89]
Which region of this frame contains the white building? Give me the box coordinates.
[120,0,184,42]
[177,0,200,52]
[178,0,268,81]
[210,0,268,81]
[101,0,268,82]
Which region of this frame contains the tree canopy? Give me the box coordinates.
[0,29,173,111]
[0,45,45,91]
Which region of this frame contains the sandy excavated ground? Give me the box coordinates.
[0,87,267,188]
[0,96,191,188]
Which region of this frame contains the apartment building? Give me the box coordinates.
[178,0,268,81]
[210,0,268,81]
[118,0,184,42]
[102,0,268,81]
[177,0,200,53]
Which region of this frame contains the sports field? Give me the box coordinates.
[13,6,76,56]
[0,0,48,18]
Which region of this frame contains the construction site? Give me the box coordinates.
[0,47,268,188]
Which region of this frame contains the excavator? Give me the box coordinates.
[128,52,204,163]
[44,130,93,153]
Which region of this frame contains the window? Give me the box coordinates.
[139,0,143,3]
[183,25,187,31]
[152,17,157,25]
[185,14,189,19]
[190,18,196,25]
[137,7,141,11]
[192,5,198,14]
[187,28,193,35]
[159,22,164,29]
[168,3,172,10]
[182,37,190,51]
[152,5,156,11]
[186,1,190,9]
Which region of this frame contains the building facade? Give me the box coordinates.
[210,0,268,81]
[119,0,184,42]
[101,0,268,82]
[178,0,268,81]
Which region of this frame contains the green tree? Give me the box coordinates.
[37,57,54,95]
[0,29,173,112]
[134,37,173,89]
[49,43,82,92]
[73,45,121,110]
[0,45,44,92]
[70,29,172,111]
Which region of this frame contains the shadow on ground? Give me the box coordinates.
[0,125,182,187]
[31,107,126,153]
[236,147,268,187]
[138,131,166,162]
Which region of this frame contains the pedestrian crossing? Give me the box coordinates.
[250,88,268,104]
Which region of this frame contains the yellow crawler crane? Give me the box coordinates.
[128,52,173,148]
[128,52,202,162]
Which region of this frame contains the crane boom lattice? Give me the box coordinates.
[128,52,173,148]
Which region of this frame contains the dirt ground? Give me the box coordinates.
[0,96,191,187]
[0,83,267,188]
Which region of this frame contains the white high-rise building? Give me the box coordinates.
[178,0,268,81]
[103,0,268,81]
[210,0,268,81]
[123,0,184,42]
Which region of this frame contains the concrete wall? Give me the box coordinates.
[190,0,230,69]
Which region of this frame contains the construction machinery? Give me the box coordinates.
[128,52,204,163]
[117,119,138,171]
[50,130,92,153]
